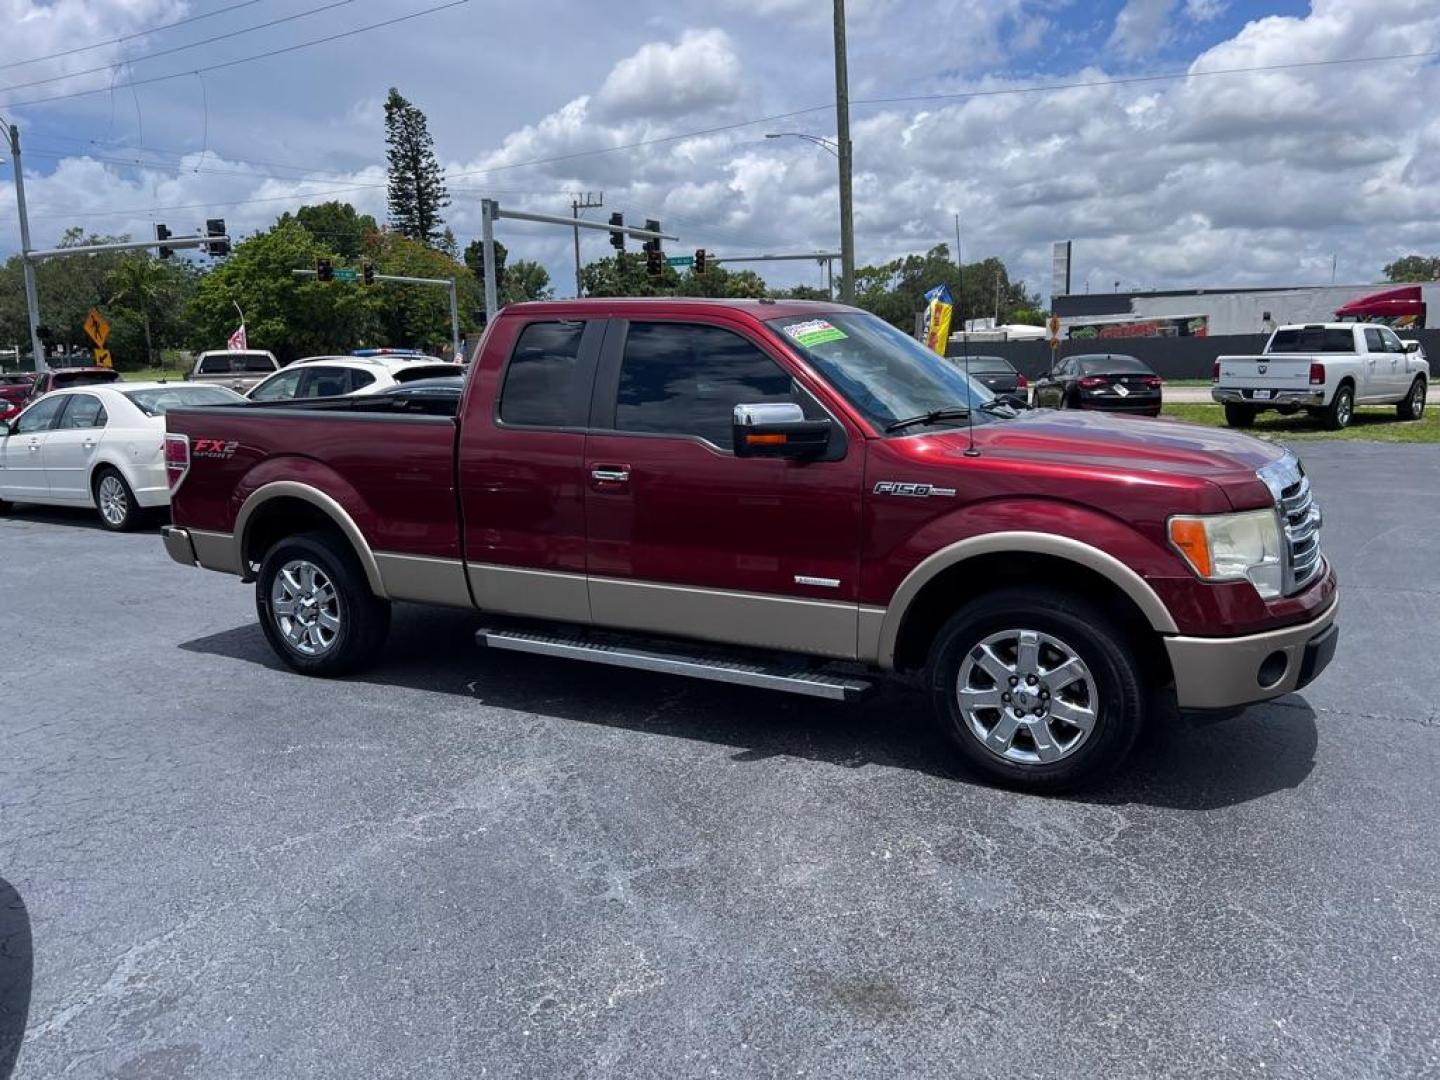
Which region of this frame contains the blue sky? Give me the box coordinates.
[2,0,1437,300]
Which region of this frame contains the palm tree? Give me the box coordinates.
[107,256,167,370]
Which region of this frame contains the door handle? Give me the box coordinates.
[590,466,630,483]
[27,442,40,452]
[82,439,96,449]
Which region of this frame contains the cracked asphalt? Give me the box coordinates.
[1,441,1437,1079]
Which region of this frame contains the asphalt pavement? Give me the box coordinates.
[1,442,1437,1079]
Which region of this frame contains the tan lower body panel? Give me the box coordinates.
[588,576,859,660]
[467,563,591,623]
[1165,598,1338,709]
[374,553,473,608]
[191,529,241,575]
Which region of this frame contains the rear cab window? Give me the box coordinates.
[498,321,601,428]
[1268,328,1358,353]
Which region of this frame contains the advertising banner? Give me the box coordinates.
[922,284,955,355]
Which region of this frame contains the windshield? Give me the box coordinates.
[123,386,245,416]
[767,312,997,431]
[54,370,120,388]
[1268,328,1355,353]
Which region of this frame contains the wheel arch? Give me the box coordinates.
[234,481,387,597]
[878,532,1178,673]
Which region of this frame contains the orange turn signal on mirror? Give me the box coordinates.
[1168,517,1212,578]
[745,433,787,445]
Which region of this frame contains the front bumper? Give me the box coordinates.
[161,525,198,567]
[1165,597,1339,709]
[1212,387,1325,406]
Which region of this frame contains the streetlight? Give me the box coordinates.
[764,132,840,157]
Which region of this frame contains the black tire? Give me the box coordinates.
[927,586,1146,792]
[256,530,390,676]
[92,467,141,532]
[1321,383,1354,431]
[1223,403,1257,428]
[1397,377,1426,421]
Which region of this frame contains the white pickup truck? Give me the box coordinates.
[1213,323,1429,430]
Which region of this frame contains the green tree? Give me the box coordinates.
[851,244,1039,331]
[502,259,553,304]
[770,284,831,301]
[384,87,449,245]
[366,229,482,351]
[579,255,769,299]
[106,256,168,367]
[1383,254,1440,282]
[277,201,378,260]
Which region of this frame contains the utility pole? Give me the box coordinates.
[954,213,964,331]
[833,0,856,305]
[6,123,46,373]
[570,192,603,298]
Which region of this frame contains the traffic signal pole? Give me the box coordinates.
[479,199,677,320]
[7,123,45,372]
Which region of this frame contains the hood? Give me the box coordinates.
[962,409,1286,480]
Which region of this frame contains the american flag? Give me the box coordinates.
[227,324,247,351]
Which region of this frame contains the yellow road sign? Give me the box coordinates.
[84,308,110,347]
[93,347,112,368]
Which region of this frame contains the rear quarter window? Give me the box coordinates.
[498,322,594,427]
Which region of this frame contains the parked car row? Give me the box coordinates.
[950,353,1166,418]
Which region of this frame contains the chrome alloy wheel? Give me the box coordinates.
[270,559,341,656]
[97,474,129,527]
[957,629,1098,766]
[1411,381,1426,419]
[1336,390,1353,427]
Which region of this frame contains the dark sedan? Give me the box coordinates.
[1031,353,1163,416]
[952,354,1029,397]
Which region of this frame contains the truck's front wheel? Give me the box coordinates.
[927,587,1145,792]
[256,530,390,676]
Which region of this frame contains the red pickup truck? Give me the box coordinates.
[161,299,1337,790]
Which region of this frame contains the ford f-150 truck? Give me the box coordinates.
[1213,322,1428,430]
[161,299,1338,790]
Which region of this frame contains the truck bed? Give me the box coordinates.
[166,401,462,560]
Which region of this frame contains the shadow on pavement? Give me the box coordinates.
[0,876,32,1080]
[0,504,165,534]
[181,605,1317,810]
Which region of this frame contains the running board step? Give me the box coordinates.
[476,626,874,702]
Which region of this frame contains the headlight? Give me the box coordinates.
[1168,509,1284,599]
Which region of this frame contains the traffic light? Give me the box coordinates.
[646,247,662,277]
[155,223,173,260]
[694,249,707,274]
[205,218,229,257]
[609,212,624,251]
[316,257,333,282]
[362,260,375,285]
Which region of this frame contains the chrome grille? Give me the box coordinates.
[1279,474,1323,593]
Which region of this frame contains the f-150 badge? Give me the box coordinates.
[874,481,956,497]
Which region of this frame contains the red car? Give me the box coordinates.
[20,366,122,407]
[0,373,35,421]
[160,299,1337,790]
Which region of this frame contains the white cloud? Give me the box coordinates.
[1184,0,1227,21]
[1107,0,1178,59]
[594,29,743,120]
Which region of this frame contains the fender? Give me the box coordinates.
[869,530,1179,669]
[233,479,388,598]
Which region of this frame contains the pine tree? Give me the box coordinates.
[384,87,450,246]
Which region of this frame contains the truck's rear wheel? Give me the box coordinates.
[256,530,390,676]
[927,586,1145,792]
[1321,384,1354,430]
[1223,403,1256,428]
[1397,377,1426,421]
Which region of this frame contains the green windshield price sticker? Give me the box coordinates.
[785,319,847,347]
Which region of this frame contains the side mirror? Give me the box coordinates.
[733,402,831,459]
[1404,339,1421,354]
[995,392,1030,410]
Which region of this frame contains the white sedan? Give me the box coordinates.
[0,382,245,531]
[246,355,461,402]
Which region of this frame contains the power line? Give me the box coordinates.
[0,0,471,109]
[1,0,359,94]
[0,0,269,71]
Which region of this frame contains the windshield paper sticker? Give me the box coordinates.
[784,319,848,348]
